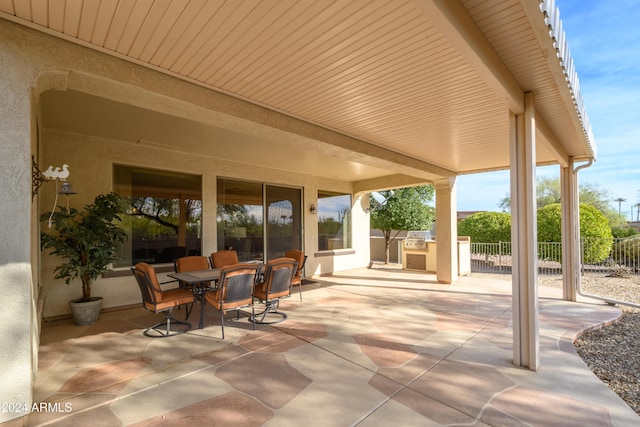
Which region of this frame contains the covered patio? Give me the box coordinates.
[18,269,638,426]
[0,0,600,419]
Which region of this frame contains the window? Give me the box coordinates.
[114,165,202,267]
[317,190,351,250]
[217,178,302,262]
[217,179,264,262]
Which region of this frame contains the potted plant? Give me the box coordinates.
[41,192,127,325]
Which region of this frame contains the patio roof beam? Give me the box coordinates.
[353,175,432,197]
[537,114,569,167]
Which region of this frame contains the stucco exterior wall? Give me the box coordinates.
[0,20,49,422]
[0,18,369,422]
[39,129,370,318]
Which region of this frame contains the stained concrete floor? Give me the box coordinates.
[6,267,639,426]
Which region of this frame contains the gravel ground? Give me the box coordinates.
[472,271,640,415]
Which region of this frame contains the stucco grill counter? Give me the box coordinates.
[401,232,471,275]
[402,231,437,272]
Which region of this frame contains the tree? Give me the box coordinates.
[130,196,201,238]
[370,186,435,263]
[498,176,628,230]
[614,197,626,214]
[457,211,511,244]
[498,176,560,211]
[537,203,612,263]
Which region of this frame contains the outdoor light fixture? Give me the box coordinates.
[58,181,77,195]
[310,204,317,214]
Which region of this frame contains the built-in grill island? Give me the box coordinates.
[401,231,436,272]
[401,231,472,275]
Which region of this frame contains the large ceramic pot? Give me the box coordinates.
[69,297,103,326]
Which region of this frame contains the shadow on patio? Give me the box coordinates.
[8,268,639,426]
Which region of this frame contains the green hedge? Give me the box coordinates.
[458,212,511,243]
[538,203,612,263]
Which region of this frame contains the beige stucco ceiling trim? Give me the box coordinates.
[51,69,455,183]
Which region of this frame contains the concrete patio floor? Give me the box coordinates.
[7,267,640,426]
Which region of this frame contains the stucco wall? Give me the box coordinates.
[370,236,402,263]
[0,17,370,422]
[39,129,371,318]
[0,19,42,423]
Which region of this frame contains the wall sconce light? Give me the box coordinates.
[32,156,76,198]
[310,204,317,214]
[58,181,77,195]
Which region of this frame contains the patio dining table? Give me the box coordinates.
[168,263,265,330]
[168,269,221,329]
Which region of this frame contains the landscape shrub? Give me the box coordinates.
[458,212,511,255]
[537,203,612,263]
[612,234,640,268]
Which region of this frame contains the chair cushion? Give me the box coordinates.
[211,250,239,268]
[150,288,194,312]
[285,250,305,278]
[135,262,164,302]
[175,256,211,288]
[176,256,209,272]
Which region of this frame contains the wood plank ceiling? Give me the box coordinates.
[0,0,595,182]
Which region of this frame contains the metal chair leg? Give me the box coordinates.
[144,308,191,338]
[251,300,287,324]
[220,309,225,339]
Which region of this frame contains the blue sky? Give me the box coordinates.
[456,0,640,220]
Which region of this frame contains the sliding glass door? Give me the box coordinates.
[266,185,302,260]
[217,178,302,262]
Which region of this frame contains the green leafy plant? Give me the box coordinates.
[370,186,435,263]
[612,234,640,268]
[40,193,127,301]
[457,212,511,243]
[537,203,612,263]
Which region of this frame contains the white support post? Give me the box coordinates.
[435,178,457,284]
[510,92,539,370]
[560,159,578,301]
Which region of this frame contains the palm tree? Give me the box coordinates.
[632,203,640,222]
[614,197,626,214]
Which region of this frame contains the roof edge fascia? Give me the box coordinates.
[522,0,597,159]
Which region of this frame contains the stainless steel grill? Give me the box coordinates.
[403,231,431,250]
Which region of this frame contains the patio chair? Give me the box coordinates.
[174,255,211,289]
[210,249,239,269]
[285,249,307,301]
[252,257,297,324]
[204,263,260,339]
[131,262,195,338]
